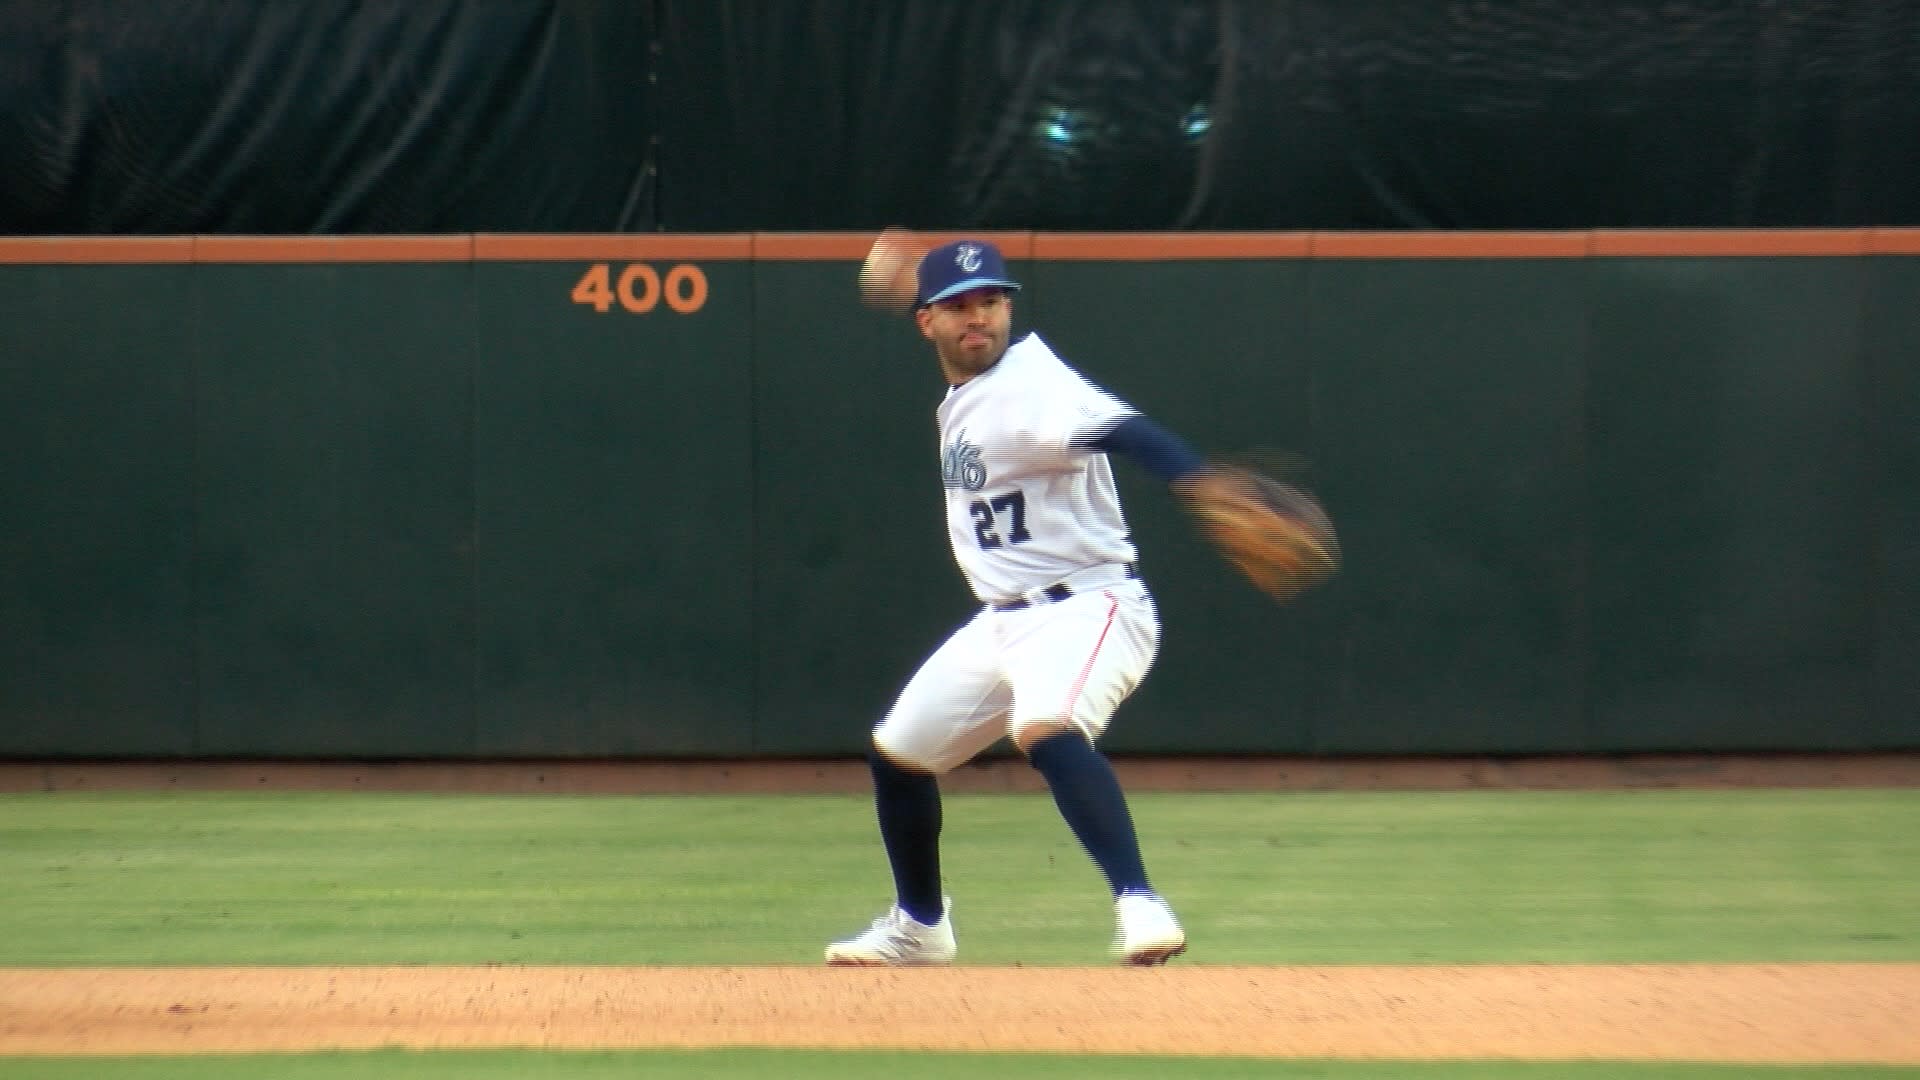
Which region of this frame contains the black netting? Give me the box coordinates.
[3,0,1916,233]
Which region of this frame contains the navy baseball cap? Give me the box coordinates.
[916,239,1022,308]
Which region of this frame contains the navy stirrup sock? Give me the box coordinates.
[868,748,945,926]
[1026,731,1151,896]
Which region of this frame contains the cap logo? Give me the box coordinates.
[916,239,1019,308]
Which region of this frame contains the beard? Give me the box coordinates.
[938,329,1006,377]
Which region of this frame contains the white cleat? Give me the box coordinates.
[1113,891,1187,966]
[825,898,957,966]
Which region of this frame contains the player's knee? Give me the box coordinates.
[870,736,938,776]
[1012,717,1082,755]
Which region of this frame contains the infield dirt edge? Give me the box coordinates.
[4,963,1917,1063]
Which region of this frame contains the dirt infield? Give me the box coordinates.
[4,964,1919,1062]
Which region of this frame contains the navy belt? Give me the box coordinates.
[991,564,1137,612]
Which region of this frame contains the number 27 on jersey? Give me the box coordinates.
[970,491,1031,549]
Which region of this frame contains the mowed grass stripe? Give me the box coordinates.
[0,790,1914,965]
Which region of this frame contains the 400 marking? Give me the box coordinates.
[571,263,708,314]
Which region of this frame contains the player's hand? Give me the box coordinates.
[859,227,924,314]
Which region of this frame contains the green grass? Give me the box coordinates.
[1,1051,1917,1080]
[0,789,1915,966]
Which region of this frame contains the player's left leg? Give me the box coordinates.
[1000,583,1186,964]
[1025,720,1186,966]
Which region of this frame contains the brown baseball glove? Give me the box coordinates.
[1175,463,1340,603]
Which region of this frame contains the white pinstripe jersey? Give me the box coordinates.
[934,332,1139,604]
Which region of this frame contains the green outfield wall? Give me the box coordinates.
[2,233,1916,759]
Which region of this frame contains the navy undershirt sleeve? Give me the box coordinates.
[1077,414,1206,484]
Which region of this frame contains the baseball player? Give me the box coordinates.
[826,238,1212,966]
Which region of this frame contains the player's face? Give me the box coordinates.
[917,287,1012,383]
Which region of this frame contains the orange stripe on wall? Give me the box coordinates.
[0,237,195,264]
[1310,231,1589,258]
[1867,228,1920,255]
[1589,229,1869,256]
[192,235,477,263]
[0,229,1915,264]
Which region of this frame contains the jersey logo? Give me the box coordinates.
[941,430,988,491]
[955,243,984,273]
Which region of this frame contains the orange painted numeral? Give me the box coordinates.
[572,263,709,315]
[617,264,661,312]
[570,263,615,312]
[664,265,707,313]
